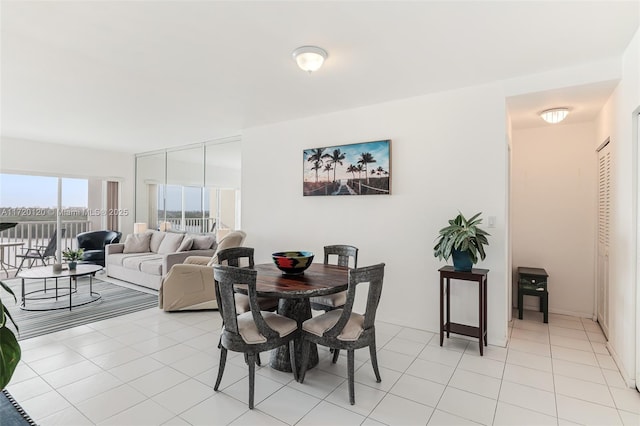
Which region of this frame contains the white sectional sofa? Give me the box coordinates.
[105,230,216,290]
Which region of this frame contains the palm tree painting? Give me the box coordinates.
[303,140,391,196]
[358,152,376,184]
[306,148,326,183]
[323,149,346,183]
[310,160,322,182]
[323,163,334,182]
[346,164,357,180]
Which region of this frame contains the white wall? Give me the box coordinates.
[511,123,597,317]
[0,137,135,233]
[595,28,640,385]
[242,83,509,346]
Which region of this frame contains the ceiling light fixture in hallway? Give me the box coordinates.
[540,107,569,124]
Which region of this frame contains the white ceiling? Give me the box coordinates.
[1,1,638,153]
[507,80,622,130]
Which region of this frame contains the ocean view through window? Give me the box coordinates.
[0,173,118,276]
[0,173,88,223]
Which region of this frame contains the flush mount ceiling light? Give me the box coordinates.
[292,46,327,73]
[539,108,569,124]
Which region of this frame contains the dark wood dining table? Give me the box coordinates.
[247,263,349,374]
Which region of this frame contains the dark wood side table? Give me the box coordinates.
[517,267,548,323]
[439,266,489,355]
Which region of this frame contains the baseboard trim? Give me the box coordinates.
[606,342,636,389]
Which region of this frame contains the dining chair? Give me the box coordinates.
[215,247,280,314]
[213,264,298,409]
[297,263,385,405]
[309,244,358,362]
[215,247,279,366]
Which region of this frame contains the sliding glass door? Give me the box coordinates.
[0,172,117,268]
[135,137,241,236]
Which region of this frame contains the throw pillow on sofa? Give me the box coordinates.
[123,233,151,253]
[190,234,216,250]
[177,237,193,252]
[157,232,185,254]
[148,230,167,253]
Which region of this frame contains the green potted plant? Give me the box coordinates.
[0,281,20,389]
[433,211,490,272]
[62,248,84,270]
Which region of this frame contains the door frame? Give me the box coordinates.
[633,108,640,389]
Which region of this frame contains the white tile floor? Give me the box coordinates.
[7,304,640,425]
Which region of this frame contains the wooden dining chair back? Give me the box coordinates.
[214,247,278,314]
[215,246,255,268]
[298,263,385,405]
[324,244,358,268]
[310,244,358,312]
[213,246,278,366]
[213,265,298,409]
[310,244,358,362]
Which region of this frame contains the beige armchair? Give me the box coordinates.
[158,230,247,311]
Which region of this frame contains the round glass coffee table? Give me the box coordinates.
[17,264,103,311]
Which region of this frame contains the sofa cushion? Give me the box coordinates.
[139,258,163,275]
[122,253,158,271]
[190,234,216,250]
[157,232,185,254]
[122,254,162,271]
[123,233,151,253]
[178,237,193,252]
[148,230,166,253]
[107,252,151,267]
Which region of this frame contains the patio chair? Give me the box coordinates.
[16,229,66,272]
[0,222,18,232]
[298,263,385,405]
[213,264,298,409]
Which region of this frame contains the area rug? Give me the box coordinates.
[2,276,158,340]
[0,390,36,426]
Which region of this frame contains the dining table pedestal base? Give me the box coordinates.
[270,298,319,373]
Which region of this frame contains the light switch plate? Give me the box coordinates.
[488,216,496,228]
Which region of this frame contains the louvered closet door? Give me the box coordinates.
[597,141,611,338]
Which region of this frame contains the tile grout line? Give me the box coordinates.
[494,320,515,423]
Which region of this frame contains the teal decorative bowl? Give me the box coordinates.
[272,251,314,275]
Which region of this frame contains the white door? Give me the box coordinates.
[597,140,611,338]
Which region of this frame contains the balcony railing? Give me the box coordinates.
[0,220,92,276]
[164,217,217,233]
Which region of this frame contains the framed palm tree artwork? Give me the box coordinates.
[303,139,391,196]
